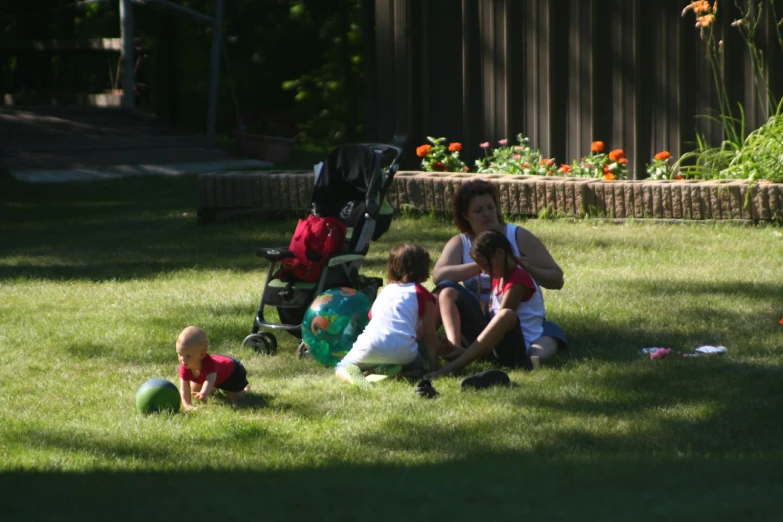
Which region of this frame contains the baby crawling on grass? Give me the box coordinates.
[176,326,249,410]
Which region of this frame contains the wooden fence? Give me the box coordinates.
[366,0,783,176]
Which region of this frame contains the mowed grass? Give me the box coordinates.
[1,174,782,521]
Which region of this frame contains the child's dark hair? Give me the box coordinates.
[387,243,431,284]
[452,179,505,234]
[470,229,514,274]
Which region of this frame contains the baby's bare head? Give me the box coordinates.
[176,326,208,353]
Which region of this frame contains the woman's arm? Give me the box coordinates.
[514,227,564,290]
[432,235,482,284]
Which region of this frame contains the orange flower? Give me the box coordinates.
[433,161,446,171]
[538,158,554,167]
[673,175,684,180]
[682,0,711,16]
[416,144,432,157]
[522,163,531,169]
[603,172,616,181]
[619,158,629,164]
[448,142,462,153]
[696,14,715,28]
[779,318,783,326]
[591,141,605,153]
[559,164,572,174]
[602,165,612,174]
[654,151,671,161]
[608,149,625,162]
[462,166,471,172]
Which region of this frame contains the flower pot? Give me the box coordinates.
[235,131,296,163]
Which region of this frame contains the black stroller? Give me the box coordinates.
[242,143,403,356]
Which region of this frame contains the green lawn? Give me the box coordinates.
[1,174,782,521]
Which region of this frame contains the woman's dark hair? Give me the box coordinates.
[451,179,504,234]
[469,229,514,275]
[387,243,431,284]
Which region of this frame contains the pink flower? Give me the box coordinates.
[480,142,490,148]
[512,154,521,159]
[498,139,508,146]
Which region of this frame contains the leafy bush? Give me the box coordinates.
[676,0,783,184]
[566,141,630,180]
[646,151,681,180]
[415,137,469,172]
[474,134,557,176]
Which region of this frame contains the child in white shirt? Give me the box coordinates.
[336,243,440,384]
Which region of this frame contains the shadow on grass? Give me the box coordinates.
[0,212,273,281]
[259,360,783,458]
[205,389,271,411]
[0,175,398,282]
[3,451,782,522]
[509,361,783,454]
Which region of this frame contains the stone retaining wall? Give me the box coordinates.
[197,170,783,223]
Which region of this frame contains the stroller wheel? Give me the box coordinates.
[242,333,277,355]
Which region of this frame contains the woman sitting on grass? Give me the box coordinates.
[431,179,567,367]
[427,229,548,378]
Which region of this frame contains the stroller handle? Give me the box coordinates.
[358,143,404,167]
[358,143,404,201]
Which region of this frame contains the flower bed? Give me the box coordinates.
[196,170,783,223]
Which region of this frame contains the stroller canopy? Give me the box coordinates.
[313,144,382,219]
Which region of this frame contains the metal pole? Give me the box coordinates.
[206,0,223,148]
[119,0,135,108]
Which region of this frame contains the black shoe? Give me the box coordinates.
[414,379,438,399]
[459,369,511,390]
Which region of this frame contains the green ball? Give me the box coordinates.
[302,287,372,367]
[135,378,181,414]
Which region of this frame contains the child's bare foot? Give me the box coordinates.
[440,341,466,362]
[437,338,466,361]
[424,369,447,380]
[228,385,250,405]
[437,338,452,355]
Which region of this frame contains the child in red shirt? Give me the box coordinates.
[176,326,249,410]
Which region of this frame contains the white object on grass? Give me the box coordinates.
[694,345,728,355]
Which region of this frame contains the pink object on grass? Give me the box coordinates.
[650,348,673,360]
